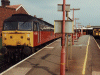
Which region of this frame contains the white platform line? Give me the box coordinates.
[44,47,54,48]
[0,39,59,75]
[73,45,87,46]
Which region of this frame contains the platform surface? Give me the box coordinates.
[1,35,100,75]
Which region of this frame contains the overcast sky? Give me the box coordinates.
[0,0,100,27]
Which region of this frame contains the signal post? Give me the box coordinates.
[61,0,66,75]
[78,25,83,36]
[76,23,81,37]
[54,0,74,74]
[75,18,79,40]
[70,8,80,45]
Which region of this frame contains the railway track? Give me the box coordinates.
[0,54,21,73]
[93,36,100,49]
[0,39,57,73]
[95,39,100,46]
[0,60,10,73]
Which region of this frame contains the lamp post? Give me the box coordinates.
[70,8,80,45]
[56,1,71,74]
[76,23,81,36]
[78,25,83,35]
[75,18,79,40]
[60,0,66,75]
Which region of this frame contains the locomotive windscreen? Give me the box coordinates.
[18,22,32,30]
[3,22,32,31]
[4,22,18,30]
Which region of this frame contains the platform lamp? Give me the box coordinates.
[70,8,80,45]
[56,0,71,75]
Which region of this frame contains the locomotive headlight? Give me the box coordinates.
[27,37,30,40]
[10,36,12,39]
[21,36,23,39]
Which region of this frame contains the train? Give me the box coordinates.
[0,14,61,61]
[93,28,100,38]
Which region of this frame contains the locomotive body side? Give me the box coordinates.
[33,31,55,47]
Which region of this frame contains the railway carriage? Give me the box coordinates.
[93,28,99,38]
[0,14,60,61]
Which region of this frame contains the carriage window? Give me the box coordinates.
[18,22,32,31]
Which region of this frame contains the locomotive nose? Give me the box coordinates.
[2,32,32,46]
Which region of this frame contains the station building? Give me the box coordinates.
[0,0,29,37]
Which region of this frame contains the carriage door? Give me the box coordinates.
[37,23,40,43]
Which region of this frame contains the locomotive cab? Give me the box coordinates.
[1,14,36,57]
[2,22,33,47]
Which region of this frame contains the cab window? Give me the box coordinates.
[34,23,37,31]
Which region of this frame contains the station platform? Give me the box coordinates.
[1,35,100,75]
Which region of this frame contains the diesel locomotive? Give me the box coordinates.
[0,14,61,61]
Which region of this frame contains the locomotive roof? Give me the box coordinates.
[4,14,54,27]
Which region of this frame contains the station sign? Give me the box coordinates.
[58,4,70,12]
[54,20,74,33]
